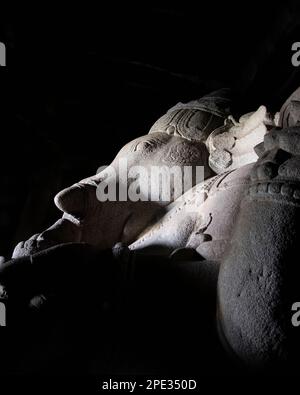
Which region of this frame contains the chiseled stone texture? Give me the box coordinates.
[149,88,231,142]
[218,126,300,367]
[130,164,252,263]
[207,105,268,174]
[279,87,300,128]
[13,89,231,258]
[11,87,300,370]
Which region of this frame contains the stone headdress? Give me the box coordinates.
[149,88,272,174]
[148,88,231,142]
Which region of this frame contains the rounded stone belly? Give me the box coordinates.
[130,164,253,261]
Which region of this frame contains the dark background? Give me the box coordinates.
[0,1,300,257]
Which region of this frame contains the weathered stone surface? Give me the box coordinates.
[13,90,233,256]
[207,106,268,174]
[11,87,300,369]
[218,125,300,367]
[130,165,252,263]
[279,87,300,128]
[149,89,231,142]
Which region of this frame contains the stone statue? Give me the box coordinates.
[5,87,300,371]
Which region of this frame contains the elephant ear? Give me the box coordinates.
[231,105,267,137]
[207,106,268,174]
[279,86,300,128]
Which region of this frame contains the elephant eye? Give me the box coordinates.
[131,135,167,154]
[134,141,153,152]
